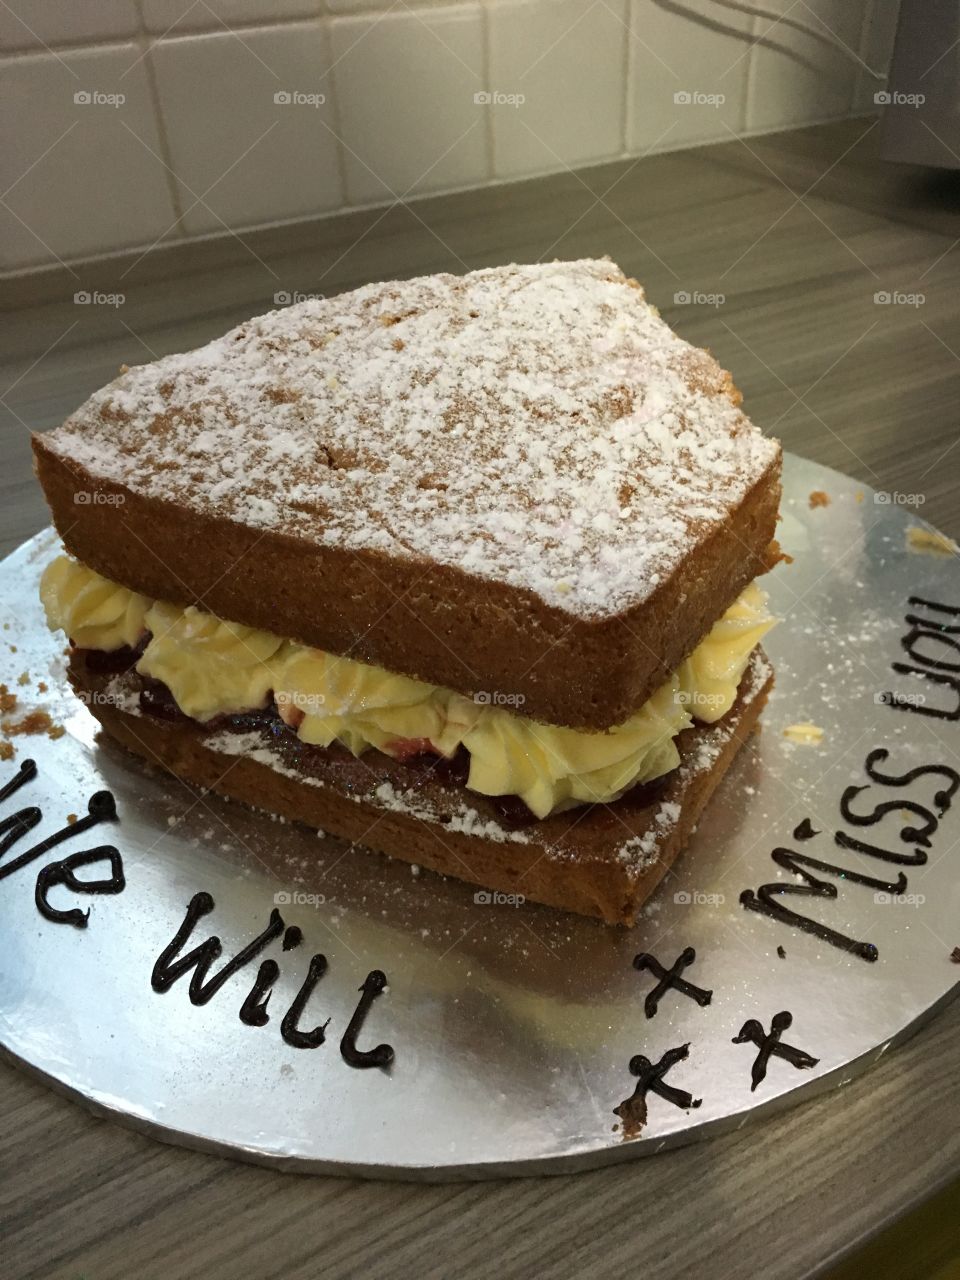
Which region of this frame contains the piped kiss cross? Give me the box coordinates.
[614,1043,702,1137]
[633,946,713,1017]
[733,1010,819,1091]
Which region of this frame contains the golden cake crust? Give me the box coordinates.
[34,259,781,730]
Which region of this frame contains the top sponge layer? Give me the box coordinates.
[39,258,778,622]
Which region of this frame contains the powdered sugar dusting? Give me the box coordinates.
[199,730,531,845]
[45,259,779,619]
[372,779,531,844]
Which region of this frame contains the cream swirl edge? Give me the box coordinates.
[40,555,774,819]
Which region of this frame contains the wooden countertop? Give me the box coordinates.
[1,118,958,1280]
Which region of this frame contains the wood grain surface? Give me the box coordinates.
[1,118,959,1280]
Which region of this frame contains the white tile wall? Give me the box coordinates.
[0,0,897,271]
[330,5,487,202]
[746,0,867,132]
[626,0,753,155]
[141,1,320,35]
[0,43,178,270]
[0,1,140,52]
[151,24,343,233]
[854,0,902,115]
[488,0,627,178]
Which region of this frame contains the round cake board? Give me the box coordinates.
[1,452,959,1179]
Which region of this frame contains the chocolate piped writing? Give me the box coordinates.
[633,947,712,1018]
[151,891,285,1003]
[0,801,41,867]
[831,751,958,866]
[740,847,888,962]
[1,763,124,929]
[887,664,960,720]
[340,970,394,1068]
[239,959,280,1027]
[742,732,959,961]
[908,596,960,620]
[281,953,330,1049]
[614,1043,701,1139]
[1,788,116,882]
[733,1011,819,1090]
[864,748,960,810]
[792,818,819,841]
[151,893,398,1062]
[839,787,938,848]
[880,597,960,719]
[34,846,125,928]
[0,757,37,803]
[834,830,927,867]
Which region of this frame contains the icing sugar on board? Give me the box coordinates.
[0,452,959,1180]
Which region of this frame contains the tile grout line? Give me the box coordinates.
[132,0,187,231]
[618,0,631,155]
[478,0,495,179]
[321,16,352,215]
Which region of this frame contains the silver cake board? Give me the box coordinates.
[1,452,959,1180]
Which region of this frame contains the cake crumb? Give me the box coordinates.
[8,644,17,654]
[67,813,78,824]
[0,684,16,714]
[17,671,29,686]
[783,722,824,745]
[808,490,830,509]
[2,709,64,741]
[906,527,958,557]
[0,741,13,761]
[37,681,47,693]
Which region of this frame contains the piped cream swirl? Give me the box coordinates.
[40,554,774,818]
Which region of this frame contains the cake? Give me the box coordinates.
[33,258,782,924]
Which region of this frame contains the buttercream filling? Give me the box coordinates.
[40,555,774,818]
